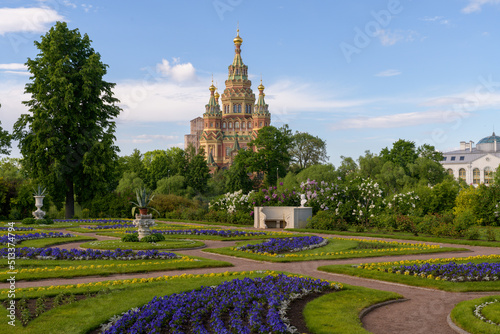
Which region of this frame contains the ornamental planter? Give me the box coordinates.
[133,213,155,239]
[32,195,46,220]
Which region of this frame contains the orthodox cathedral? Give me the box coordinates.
[184,29,271,169]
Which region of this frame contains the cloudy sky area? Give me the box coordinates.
[1,0,500,166]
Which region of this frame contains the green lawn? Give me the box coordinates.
[0,271,401,334]
[451,295,500,334]
[204,237,466,262]
[80,238,205,250]
[0,236,96,249]
[0,255,232,281]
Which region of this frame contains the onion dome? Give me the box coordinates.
[233,29,242,45]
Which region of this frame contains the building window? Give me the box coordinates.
[459,168,466,180]
[259,121,263,127]
[447,169,453,176]
[485,167,492,184]
[242,122,246,129]
[442,157,447,161]
[265,122,267,126]
[473,168,480,184]
[210,122,213,128]
[459,156,465,161]
[233,105,236,113]
[235,121,240,129]
[248,122,252,129]
[238,104,241,113]
[228,122,233,129]
[226,147,231,156]
[222,122,226,129]
[451,156,456,161]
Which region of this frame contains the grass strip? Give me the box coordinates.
[0,236,96,249]
[80,238,205,250]
[304,285,402,334]
[450,295,500,334]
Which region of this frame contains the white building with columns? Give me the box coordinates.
[441,133,500,185]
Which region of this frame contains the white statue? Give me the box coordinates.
[259,207,267,229]
[300,194,307,208]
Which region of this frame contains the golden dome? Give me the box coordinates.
[258,79,265,90]
[233,29,242,45]
[214,91,220,99]
[209,83,216,92]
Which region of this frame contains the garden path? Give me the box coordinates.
[4,223,499,334]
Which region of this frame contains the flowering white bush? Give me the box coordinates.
[384,191,419,215]
[209,190,254,214]
[351,178,384,225]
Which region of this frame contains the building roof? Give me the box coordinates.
[477,132,500,144]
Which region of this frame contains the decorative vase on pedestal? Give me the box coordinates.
[32,196,46,219]
[133,213,155,239]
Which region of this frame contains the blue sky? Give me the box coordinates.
[1,0,500,166]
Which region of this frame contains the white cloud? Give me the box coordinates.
[374,29,419,46]
[331,110,472,130]
[0,7,64,35]
[156,58,197,82]
[375,69,401,77]
[420,16,450,25]
[462,0,500,13]
[132,134,178,144]
[0,63,27,71]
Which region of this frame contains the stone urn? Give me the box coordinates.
[32,195,46,219]
[133,213,155,239]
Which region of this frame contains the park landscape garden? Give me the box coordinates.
[0,22,500,334]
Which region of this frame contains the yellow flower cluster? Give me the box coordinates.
[1,270,343,294]
[0,257,197,275]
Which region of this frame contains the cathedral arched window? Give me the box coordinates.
[248,122,252,129]
[233,105,236,113]
[242,122,246,129]
[238,104,241,113]
[485,167,493,184]
[447,169,453,176]
[229,122,233,129]
[235,121,240,129]
[473,168,480,184]
[458,168,466,180]
[222,122,226,129]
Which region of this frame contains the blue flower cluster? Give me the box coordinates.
[87,223,135,230]
[0,232,73,244]
[0,247,178,261]
[396,262,500,282]
[0,226,35,231]
[104,274,337,334]
[54,219,131,224]
[125,228,266,238]
[238,236,326,254]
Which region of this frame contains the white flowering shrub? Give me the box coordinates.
[351,178,384,226]
[384,191,419,216]
[209,190,254,214]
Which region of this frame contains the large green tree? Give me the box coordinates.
[14,22,121,218]
[0,104,12,155]
[289,131,329,171]
[247,125,293,186]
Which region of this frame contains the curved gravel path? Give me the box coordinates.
[4,223,499,334]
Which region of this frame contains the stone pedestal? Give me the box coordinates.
[32,196,46,219]
[133,214,155,239]
[253,206,313,229]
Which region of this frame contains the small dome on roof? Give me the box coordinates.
[478,132,500,144]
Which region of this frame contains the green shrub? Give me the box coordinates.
[40,218,54,225]
[485,227,497,241]
[121,234,139,242]
[453,210,475,237]
[150,193,198,217]
[306,210,349,231]
[395,215,419,235]
[81,208,90,219]
[140,233,165,243]
[22,217,36,225]
[464,227,480,240]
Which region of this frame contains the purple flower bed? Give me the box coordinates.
[237,236,327,254]
[103,274,337,334]
[0,226,35,231]
[125,229,266,238]
[0,232,73,245]
[396,262,500,282]
[0,247,178,261]
[87,224,135,230]
[54,219,131,224]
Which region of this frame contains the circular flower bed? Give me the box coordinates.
[102,274,341,334]
[237,236,327,255]
[0,247,178,260]
[0,232,73,244]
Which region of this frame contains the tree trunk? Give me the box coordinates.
[65,178,75,219]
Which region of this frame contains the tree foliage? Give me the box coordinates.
[13,22,121,218]
[0,104,12,155]
[247,125,293,186]
[289,131,328,171]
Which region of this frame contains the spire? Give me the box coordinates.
[204,77,221,116]
[214,81,220,105]
[228,26,247,80]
